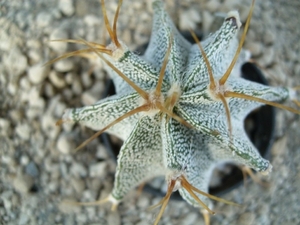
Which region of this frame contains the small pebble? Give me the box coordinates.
[15,123,31,141]
[205,0,220,12]
[7,82,18,95]
[27,49,41,64]
[179,8,201,30]
[258,46,275,67]
[58,198,81,214]
[72,78,83,96]
[107,210,121,225]
[1,191,13,211]
[81,90,98,106]
[20,155,30,166]
[49,70,67,89]
[237,212,256,225]
[3,47,28,79]
[44,81,55,97]
[89,162,107,178]
[13,174,34,194]
[28,63,49,84]
[57,133,76,154]
[63,88,73,100]
[70,162,88,178]
[263,30,275,45]
[65,72,75,85]
[81,71,93,88]
[70,178,85,194]
[36,11,53,28]
[137,195,150,208]
[19,76,31,91]
[180,212,198,225]
[96,144,109,160]
[41,114,60,140]
[0,119,11,136]
[25,162,39,177]
[48,28,68,54]
[54,59,74,72]
[201,10,214,35]
[84,15,101,27]
[246,41,262,57]
[59,0,75,17]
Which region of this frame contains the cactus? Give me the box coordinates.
[48,0,300,224]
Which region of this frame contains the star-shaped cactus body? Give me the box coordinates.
[51,0,300,223]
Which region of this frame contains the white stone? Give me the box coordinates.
[20,154,30,166]
[36,11,53,28]
[13,174,34,194]
[58,198,81,214]
[3,47,28,78]
[53,101,66,118]
[47,180,58,193]
[19,76,31,91]
[259,46,275,67]
[41,114,60,140]
[89,81,104,98]
[28,63,49,84]
[81,90,98,106]
[59,0,75,17]
[70,178,85,194]
[0,118,10,136]
[54,58,74,72]
[70,162,88,178]
[63,88,74,100]
[246,41,263,57]
[57,133,75,154]
[180,212,198,225]
[7,82,18,95]
[28,88,46,109]
[48,28,68,54]
[107,211,121,225]
[81,71,93,88]
[263,30,275,45]
[1,191,13,211]
[137,195,150,208]
[15,123,31,141]
[84,15,101,27]
[44,82,55,97]
[202,10,214,35]
[72,78,83,95]
[27,49,41,64]
[205,0,220,12]
[0,30,10,51]
[89,162,107,178]
[179,8,201,30]
[96,144,109,159]
[49,70,66,88]
[65,72,75,85]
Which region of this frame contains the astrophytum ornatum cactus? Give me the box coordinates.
[48,0,300,224]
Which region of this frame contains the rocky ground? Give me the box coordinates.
[1,0,300,224]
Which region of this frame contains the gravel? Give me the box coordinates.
[1,0,300,225]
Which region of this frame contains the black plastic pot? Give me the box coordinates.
[99,34,275,199]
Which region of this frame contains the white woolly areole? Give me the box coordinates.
[109,194,120,203]
[226,11,242,29]
[106,40,127,60]
[260,163,273,176]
